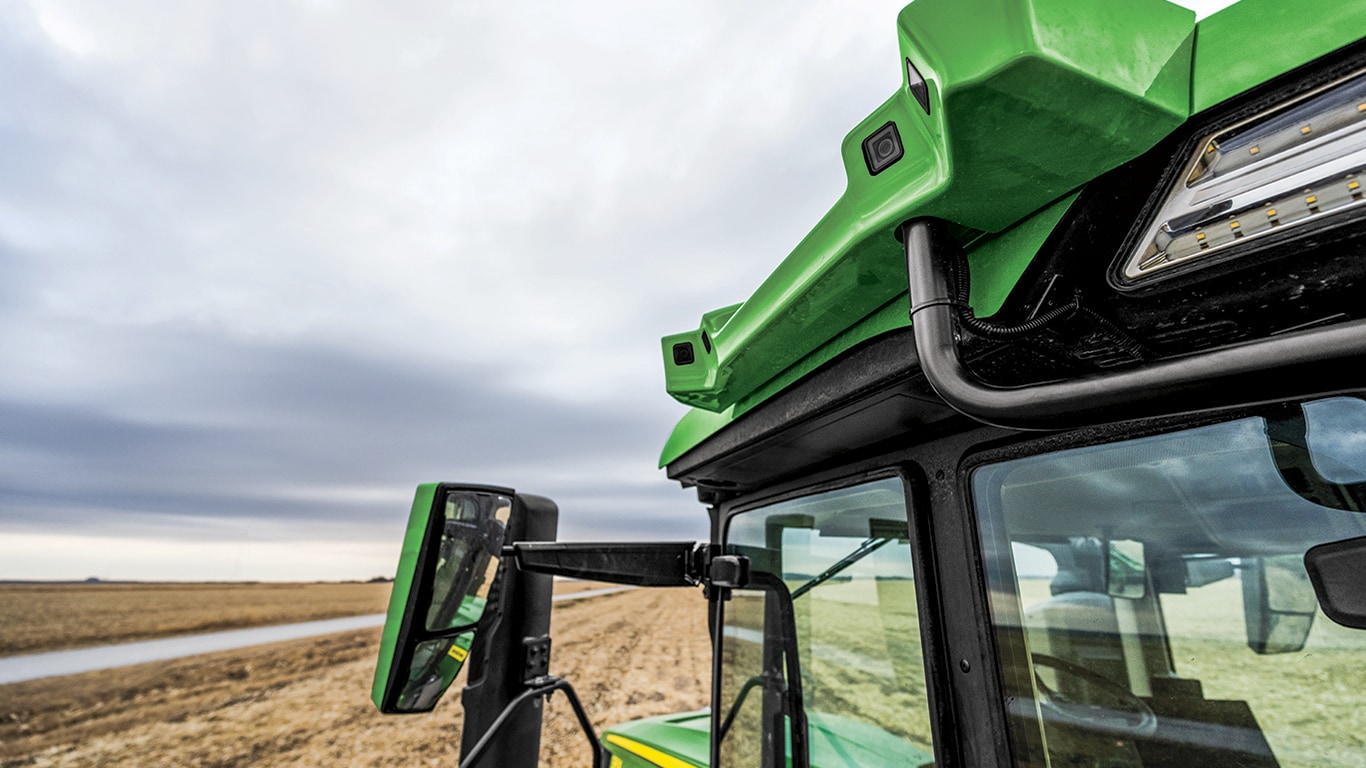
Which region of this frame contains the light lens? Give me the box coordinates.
[1122,71,1366,282]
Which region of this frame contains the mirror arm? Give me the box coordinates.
[458,675,608,768]
[504,541,709,586]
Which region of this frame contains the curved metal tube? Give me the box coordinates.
[903,218,1366,430]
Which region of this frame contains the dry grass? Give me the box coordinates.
[0,586,709,768]
[0,583,394,657]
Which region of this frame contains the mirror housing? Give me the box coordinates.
[1305,536,1366,629]
[1242,554,1318,654]
[372,483,559,766]
[372,483,518,714]
[373,484,710,766]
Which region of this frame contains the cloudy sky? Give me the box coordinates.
[0,0,1234,581]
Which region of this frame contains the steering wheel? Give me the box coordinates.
[1030,653,1158,737]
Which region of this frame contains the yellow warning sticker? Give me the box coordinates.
[447,645,468,662]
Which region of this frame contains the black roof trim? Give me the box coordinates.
[666,327,963,493]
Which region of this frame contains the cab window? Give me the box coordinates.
[973,397,1366,768]
[718,477,936,768]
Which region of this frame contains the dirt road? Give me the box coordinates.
[1,587,709,768]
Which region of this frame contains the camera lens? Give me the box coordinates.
[862,122,904,175]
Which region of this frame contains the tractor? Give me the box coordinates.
[373,1,1366,766]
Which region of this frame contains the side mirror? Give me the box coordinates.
[1105,539,1146,600]
[1242,554,1317,654]
[371,483,515,713]
[372,482,703,767]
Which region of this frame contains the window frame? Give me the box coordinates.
[712,464,953,767]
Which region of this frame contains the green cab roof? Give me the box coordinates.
[659,0,1366,469]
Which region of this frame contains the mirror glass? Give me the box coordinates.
[425,491,511,633]
[1106,539,1146,599]
[374,485,516,714]
[395,634,476,712]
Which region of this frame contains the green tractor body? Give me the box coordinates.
[376,1,1366,766]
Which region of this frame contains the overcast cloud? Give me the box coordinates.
[0,0,1237,580]
[0,0,921,580]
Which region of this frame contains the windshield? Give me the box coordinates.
[718,477,936,768]
[974,396,1366,768]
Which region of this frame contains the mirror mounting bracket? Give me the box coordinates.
[521,635,551,684]
[707,554,751,589]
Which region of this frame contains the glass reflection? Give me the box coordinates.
[975,397,1366,768]
[719,478,935,768]
[395,633,476,712]
[425,492,511,633]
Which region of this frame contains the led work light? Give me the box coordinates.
[1122,71,1366,283]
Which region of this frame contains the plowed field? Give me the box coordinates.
[0,586,709,768]
[0,582,394,657]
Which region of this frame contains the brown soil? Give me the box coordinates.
[0,583,394,657]
[0,586,710,768]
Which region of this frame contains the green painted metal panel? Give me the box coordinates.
[370,483,438,709]
[1192,0,1366,113]
[661,0,1194,417]
[604,711,710,768]
[659,192,1079,467]
[604,709,938,768]
[891,0,1193,231]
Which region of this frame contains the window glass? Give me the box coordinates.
[974,397,1366,768]
[718,477,936,768]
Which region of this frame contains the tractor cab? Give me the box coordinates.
[373,0,1366,765]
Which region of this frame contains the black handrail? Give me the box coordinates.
[458,675,607,768]
[902,218,1366,430]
